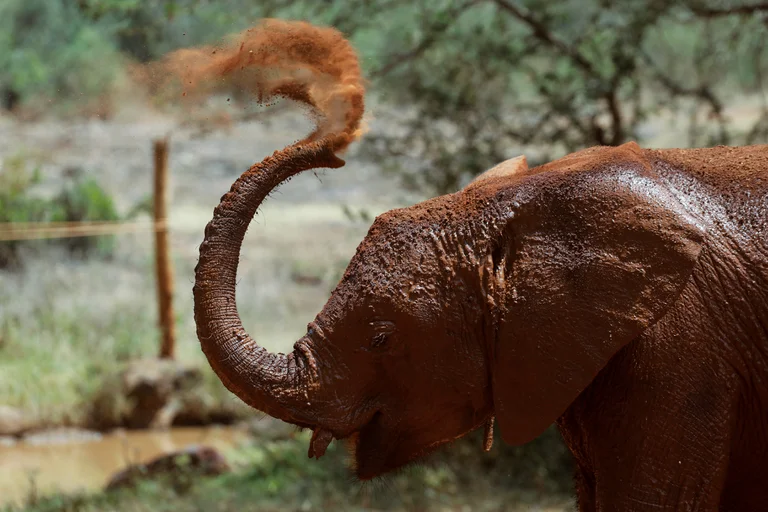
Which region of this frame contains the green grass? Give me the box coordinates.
[0,248,160,424]
[4,428,576,512]
[0,232,254,426]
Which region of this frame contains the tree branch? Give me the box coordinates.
[492,0,596,75]
[690,2,768,17]
[640,51,729,146]
[492,0,634,145]
[370,0,480,78]
[641,52,724,117]
[605,84,625,145]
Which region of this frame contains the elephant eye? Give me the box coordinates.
[369,320,395,348]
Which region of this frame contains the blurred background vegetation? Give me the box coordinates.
[1,1,767,511]
[3,0,768,192]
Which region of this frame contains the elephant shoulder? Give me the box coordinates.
[530,141,648,179]
[465,142,650,197]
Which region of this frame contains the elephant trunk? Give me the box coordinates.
[193,137,345,425]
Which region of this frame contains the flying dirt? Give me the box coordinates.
[138,19,366,151]
[186,17,768,512]
[185,19,370,462]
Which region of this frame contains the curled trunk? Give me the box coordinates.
[193,137,345,424]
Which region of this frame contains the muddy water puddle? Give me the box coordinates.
[0,426,248,507]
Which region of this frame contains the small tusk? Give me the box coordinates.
[483,416,495,452]
[308,427,334,459]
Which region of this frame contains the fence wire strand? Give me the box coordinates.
[0,221,167,241]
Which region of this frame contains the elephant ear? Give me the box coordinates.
[490,142,707,446]
[465,155,528,190]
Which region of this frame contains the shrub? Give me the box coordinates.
[0,155,52,267]
[0,156,120,268]
[0,0,123,113]
[51,175,120,257]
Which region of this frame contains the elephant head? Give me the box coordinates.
[194,139,705,479]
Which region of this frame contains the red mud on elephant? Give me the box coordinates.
[164,18,768,512]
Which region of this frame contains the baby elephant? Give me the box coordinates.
[194,136,768,511]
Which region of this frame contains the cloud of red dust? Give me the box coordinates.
[137,19,366,153]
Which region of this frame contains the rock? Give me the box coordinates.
[88,359,203,430]
[0,406,31,436]
[122,359,202,429]
[104,445,230,491]
[172,395,249,427]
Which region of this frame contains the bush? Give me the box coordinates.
[51,174,120,257]
[0,0,280,111]
[0,0,124,113]
[349,0,768,196]
[0,156,120,268]
[0,155,50,268]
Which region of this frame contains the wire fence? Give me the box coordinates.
[0,220,166,241]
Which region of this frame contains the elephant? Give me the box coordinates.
[193,135,768,510]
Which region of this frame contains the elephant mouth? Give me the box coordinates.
[350,410,451,480]
[348,412,493,480]
[307,409,382,464]
[348,410,393,480]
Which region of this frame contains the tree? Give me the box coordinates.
[5,0,768,194]
[347,0,768,195]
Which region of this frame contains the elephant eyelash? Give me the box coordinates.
[369,320,394,349]
[371,332,388,348]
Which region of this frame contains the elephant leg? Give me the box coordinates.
[593,431,730,512]
[557,416,597,511]
[573,464,596,512]
[563,348,737,511]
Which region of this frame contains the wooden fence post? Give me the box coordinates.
[153,138,176,359]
